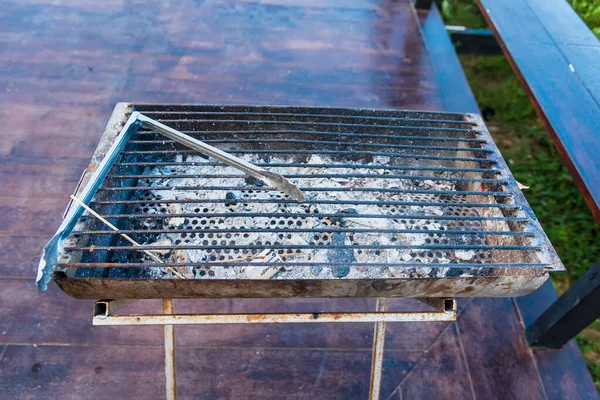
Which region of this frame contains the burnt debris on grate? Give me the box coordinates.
[57,105,563,282]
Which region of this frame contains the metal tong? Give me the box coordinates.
[37,111,305,291]
[137,113,305,202]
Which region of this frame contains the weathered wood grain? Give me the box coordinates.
[399,324,475,399]
[0,278,450,351]
[0,344,421,399]
[477,0,600,222]
[457,297,546,399]
[516,281,598,399]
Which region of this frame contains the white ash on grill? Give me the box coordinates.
[128,154,495,280]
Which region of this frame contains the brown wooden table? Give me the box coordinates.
[0,0,596,398]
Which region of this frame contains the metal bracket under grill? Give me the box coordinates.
[39,103,563,298]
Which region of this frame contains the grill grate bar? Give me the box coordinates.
[72,228,534,236]
[99,186,511,196]
[106,173,506,184]
[113,162,502,174]
[91,199,515,208]
[139,118,481,134]
[57,262,550,269]
[93,199,520,209]
[133,130,485,142]
[138,111,476,126]
[134,105,470,120]
[128,138,491,153]
[66,244,541,252]
[81,212,528,222]
[119,149,496,163]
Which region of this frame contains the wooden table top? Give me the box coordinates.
[0,0,595,398]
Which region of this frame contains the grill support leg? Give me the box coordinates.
[93,298,455,399]
[163,299,177,400]
[369,298,389,400]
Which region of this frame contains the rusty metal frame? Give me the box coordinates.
[163,299,176,400]
[92,298,456,400]
[369,298,389,400]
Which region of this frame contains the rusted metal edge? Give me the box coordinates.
[466,113,565,272]
[416,298,457,312]
[369,299,389,400]
[93,299,138,318]
[36,104,138,291]
[163,299,177,400]
[62,168,89,220]
[56,273,548,300]
[92,310,456,326]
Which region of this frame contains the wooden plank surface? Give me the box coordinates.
[0,2,449,397]
[416,4,479,113]
[457,297,546,399]
[0,279,451,351]
[0,344,420,399]
[0,0,596,398]
[398,324,475,399]
[477,0,600,222]
[516,281,599,399]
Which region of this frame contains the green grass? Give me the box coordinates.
[571,0,600,37]
[437,0,600,392]
[578,320,600,392]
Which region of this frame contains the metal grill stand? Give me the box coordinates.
[93,298,457,400]
[38,105,562,398]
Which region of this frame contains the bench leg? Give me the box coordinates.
[446,27,503,55]
[414,0,433,9]
[527,261,600,348]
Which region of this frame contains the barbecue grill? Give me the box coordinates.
[36,103,564,399]
[38,103,562,297]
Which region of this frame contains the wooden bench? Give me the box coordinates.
[428,0,600,350]
[417,0,600,349]
[477,0,600,223]
[474,0,600,348]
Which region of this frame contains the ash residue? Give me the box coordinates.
[128,154,498,280]
[328,232,354,278]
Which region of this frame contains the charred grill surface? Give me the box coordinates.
[52,104,562,299]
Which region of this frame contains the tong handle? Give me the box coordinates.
[137,115,268,181]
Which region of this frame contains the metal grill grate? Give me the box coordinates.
[41,104,563,299]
